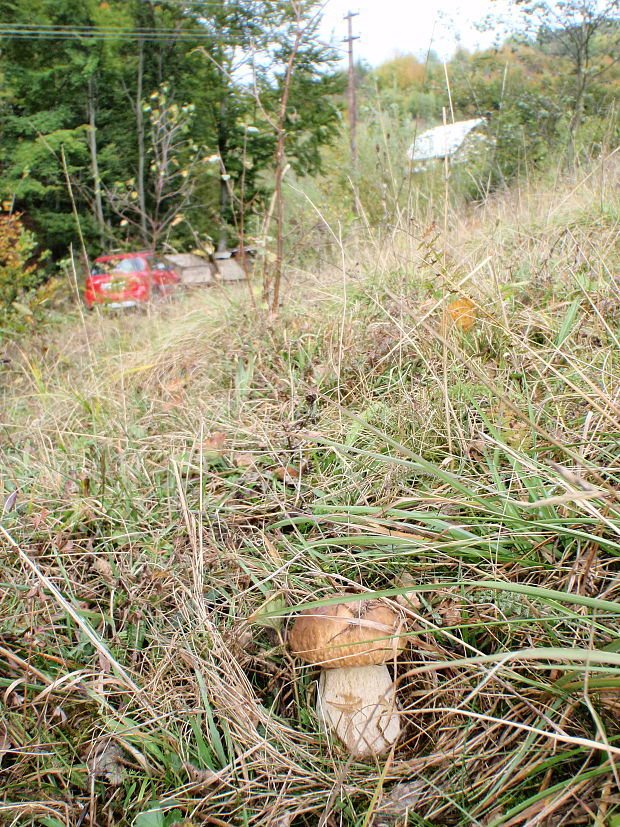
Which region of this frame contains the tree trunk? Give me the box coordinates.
[570,68,587,137]
[270,25,303,313]
[218,173,229,253]
[136,37,148,245]
[217,118,229,253]
[216,60,229,253]
[87,75,105,246]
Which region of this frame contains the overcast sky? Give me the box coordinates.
[319,0,517,66]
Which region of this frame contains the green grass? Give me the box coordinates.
[2,154,620,826]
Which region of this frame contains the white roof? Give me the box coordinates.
[164,253,208,268]
[407,118,486,162]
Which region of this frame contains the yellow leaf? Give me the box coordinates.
[446,297,476,332]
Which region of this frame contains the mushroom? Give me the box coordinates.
[289,597,407,758]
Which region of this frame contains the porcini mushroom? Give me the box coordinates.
[289,597,407,757]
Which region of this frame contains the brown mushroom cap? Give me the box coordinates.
[288,598,406,668]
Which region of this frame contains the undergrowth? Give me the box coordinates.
[2,153,620,826]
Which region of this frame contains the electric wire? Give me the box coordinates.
[0,25,221,41]
[0,25,345,52]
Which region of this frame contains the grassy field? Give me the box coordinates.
[2,153,620,826]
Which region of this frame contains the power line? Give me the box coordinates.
[0,25,218,41]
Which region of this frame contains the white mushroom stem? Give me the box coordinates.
[317,664,400,758]
[287,596,407,756]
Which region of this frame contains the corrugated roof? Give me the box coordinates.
[407,118,486,162]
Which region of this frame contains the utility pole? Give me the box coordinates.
[343,11,359,172]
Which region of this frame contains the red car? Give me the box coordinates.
[84,251,180,309]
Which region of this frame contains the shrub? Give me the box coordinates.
[0,210,39,313]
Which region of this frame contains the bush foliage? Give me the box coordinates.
[0,210,38,312]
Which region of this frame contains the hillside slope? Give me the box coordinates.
[2,155,620,826]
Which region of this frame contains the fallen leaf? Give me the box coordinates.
[234,452,255,468]
[446,297,476,332]
[162,394,184,411]
[87,743,126,785]
[439,601,462,627]
[264,536,283,565]
[162,377,186,393]
[271,814,295,827]
[203,431,227,452]
[29,508,49,528]
[372,780,426,825]
[202,431,228,461]
[597,686,620,717]
[64,477,80,496]
[273,465,302,485]
[98,651,111,673]
[6,691,25,708]
[3,490,17,514]
[394,574,421,611]
[93,557,114,580]
[150,568,173,580]
[466,439,486,461]
[0,725,12,757]
[52,705,68,725]
[183,761,224,789]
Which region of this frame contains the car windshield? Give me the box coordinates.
[110,257,144,273]
[93,256,144,275]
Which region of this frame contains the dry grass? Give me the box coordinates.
[2,153,620,826]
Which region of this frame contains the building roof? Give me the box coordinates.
[407,118,486,163]
[163,253,209,269]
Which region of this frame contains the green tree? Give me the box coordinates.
[0,0,343,265]
[187,0,343,251]
[498,1,620,134]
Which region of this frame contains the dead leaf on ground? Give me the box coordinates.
[234,452,255,468]
[418,298,437,317]
[371,780,426,826]
[93,556,114,581]
[202,431,228,459]
[270,813,296,827]
[3,490,17,514]
[29,508,49,528]
[0,725,13,762]
[87,743,126,785]
[183,761,224,789]
[466,439,486,461]
[162,395,184,411]
[204,431,227,450]
[263,536,283,565]
[439,601,462,627]
[311,363,333,384]
[394,574,421,611]
[446,297,476,332]
[150,568,174,581]
[162,377,186,394]
[273,464,304,485]
[597,685,620,717]
[51,706,68,725]
[6,691,25,708]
